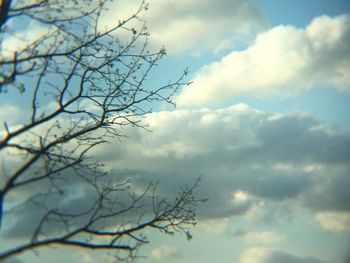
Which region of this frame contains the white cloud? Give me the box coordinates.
[176,15,350,106]
[0,104,22,126]
[149,245,182,260]
[232,190,250,203]
[99,0,265,53]
[240,247,273,263]
[1,22,49,59]
[315,211,350,233]
[94,103,264,172]
[240,247,324,263]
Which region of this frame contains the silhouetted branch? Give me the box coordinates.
[0,0,201,262]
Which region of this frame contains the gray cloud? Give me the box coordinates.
[3,104,350,239]
[93,105,350,222]
[264,252,324,263]
[2,172,144,239]
[303,168,350,212]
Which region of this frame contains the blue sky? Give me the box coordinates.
[1,1,350,263]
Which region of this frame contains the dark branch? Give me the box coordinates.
[0,0,11,29]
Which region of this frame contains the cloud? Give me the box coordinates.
[240,247,324,263]
[76,251,116,263]
[91,104,350,222]
[149,245,182,260]
[99,0,265,53]
[315,211,350,233]
[1,21,49,59]
[0,105,22,126]
[301,166,350,212]
[196,217,232,235]
[243,231,285,244]
[2,184,97,238]
[4,104,350,239]
[176,15,350,106]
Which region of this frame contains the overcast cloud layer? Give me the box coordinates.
[177,15,350,106]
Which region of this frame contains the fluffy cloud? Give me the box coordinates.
[100,0,265,53]
[0,21,48,59]
[149,245,182,260]
[315,211,350,233]
[240,247,324,263]
[177,15,350,106]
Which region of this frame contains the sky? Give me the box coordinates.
[1,0,350,263]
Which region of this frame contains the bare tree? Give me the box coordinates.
[0,0,202,261]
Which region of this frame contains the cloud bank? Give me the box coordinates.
[3,105,350,244]
[177,15,350,106]
[91,104,350,227]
